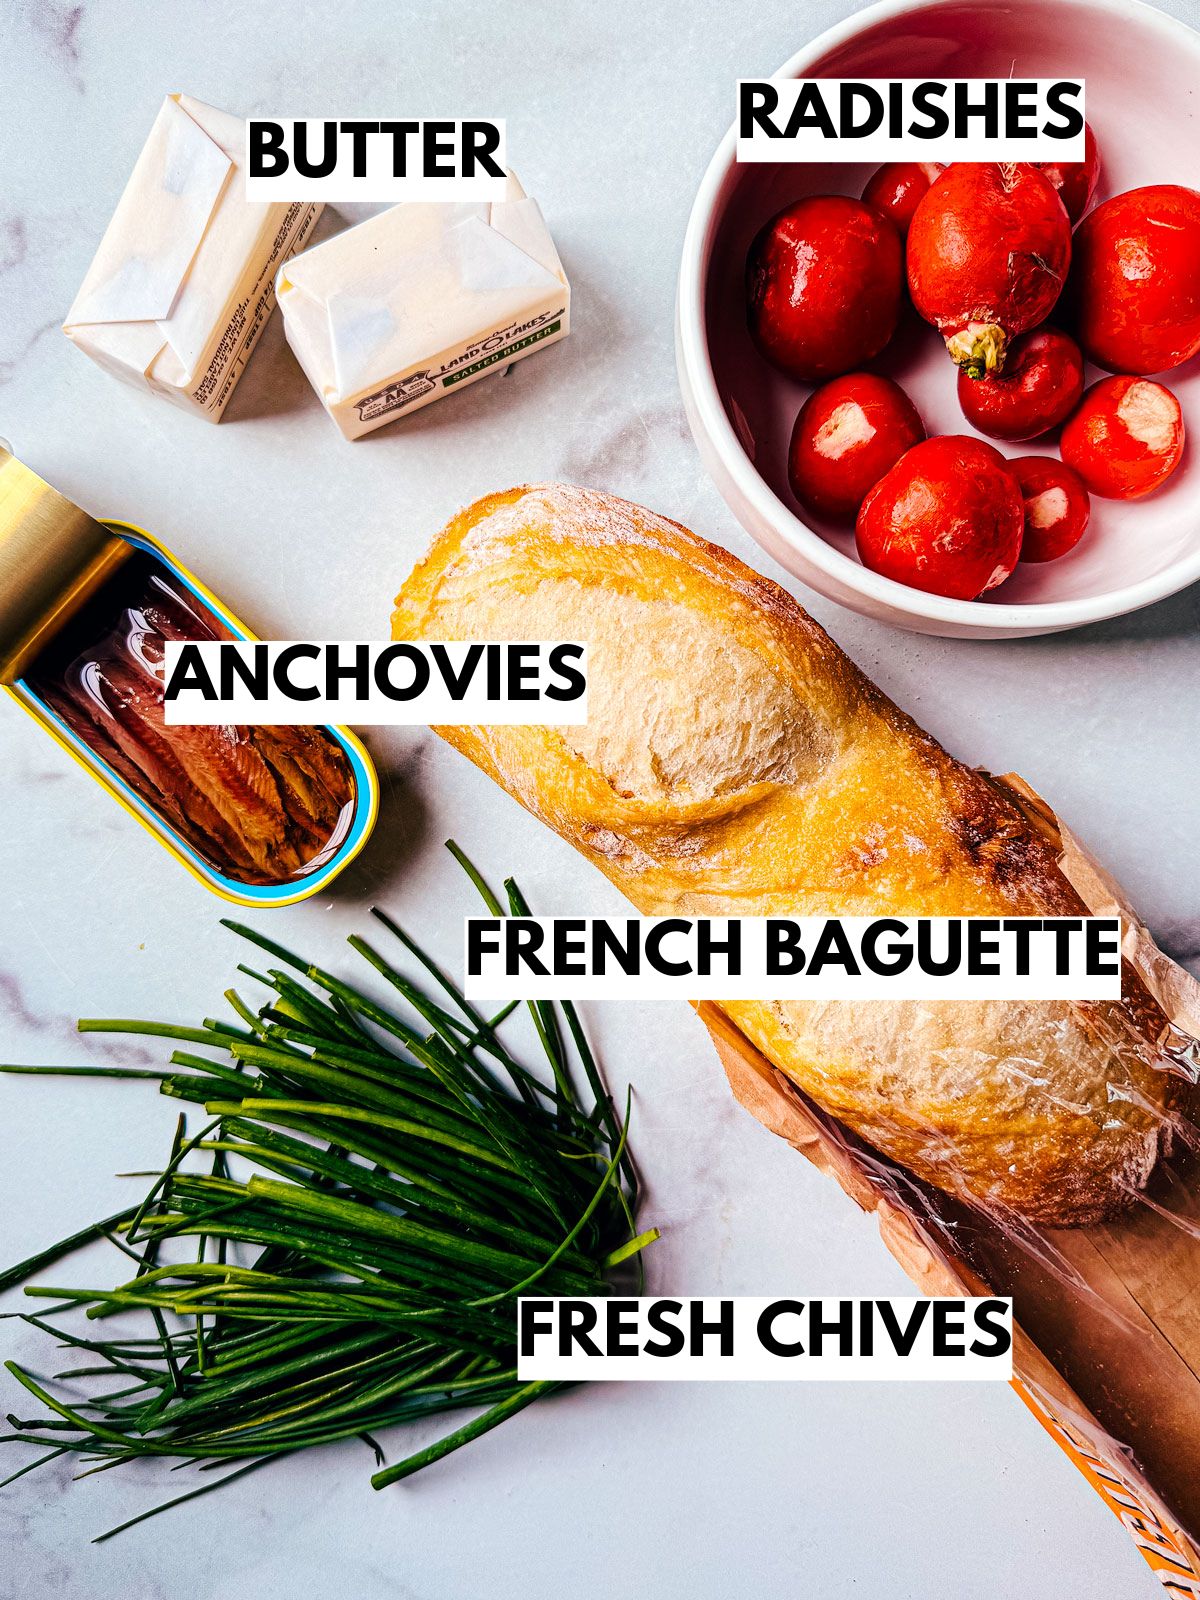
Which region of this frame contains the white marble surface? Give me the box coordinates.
[2,1,1199,1595]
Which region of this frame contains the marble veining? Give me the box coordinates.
[29,2,86,91]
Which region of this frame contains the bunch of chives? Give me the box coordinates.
[0,845,656,1541]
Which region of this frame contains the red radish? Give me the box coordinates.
[862,162,945,237]
[788,373,925,522]
[746,196,903,382]
[1011,457,1091,562]
[1035,123,1101,223]
[957,327,1084,441]
[1070,185,1200,373]
[855,436,1024,599]
[1060,376,1185,499]
[907,163,1071,377]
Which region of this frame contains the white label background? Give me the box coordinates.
[518,1297,1014,1381]
[244,118,509,201]
[162,641,587,726]
[736,79,1085,162]
[465,915,1123,1002]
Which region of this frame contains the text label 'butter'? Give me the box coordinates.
[245,119,508,201]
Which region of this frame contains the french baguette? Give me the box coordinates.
[392,483,1176,1225]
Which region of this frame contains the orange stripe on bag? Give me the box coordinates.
[1013,1378,1200,1596]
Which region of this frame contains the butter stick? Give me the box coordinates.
[64,94,322,421]
[276,173,570,439]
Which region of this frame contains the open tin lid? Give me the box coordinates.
[0,449,131,682]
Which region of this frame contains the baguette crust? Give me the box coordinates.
[393,483,1175,1225]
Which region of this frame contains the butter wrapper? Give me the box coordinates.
[64,94,322,421]
[276,172,570,439]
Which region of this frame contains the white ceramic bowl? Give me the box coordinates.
[677,0,1200,638]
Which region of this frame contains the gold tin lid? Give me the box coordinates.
[0,448,131,682]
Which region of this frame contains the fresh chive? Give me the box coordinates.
[0,845,656,1538]
[370,1379,553,1489]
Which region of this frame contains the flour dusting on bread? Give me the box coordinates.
[488,580,829,802]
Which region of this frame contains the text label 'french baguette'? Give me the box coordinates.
[737,79,1085,162]
[518,1297,1013,1380]
[465,915,1122,1001]
[162,641,586,725]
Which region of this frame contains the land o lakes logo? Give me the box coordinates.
[355,308,565,420]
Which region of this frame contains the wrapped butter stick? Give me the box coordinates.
[276,173,570,438]
[64,94,322,420]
